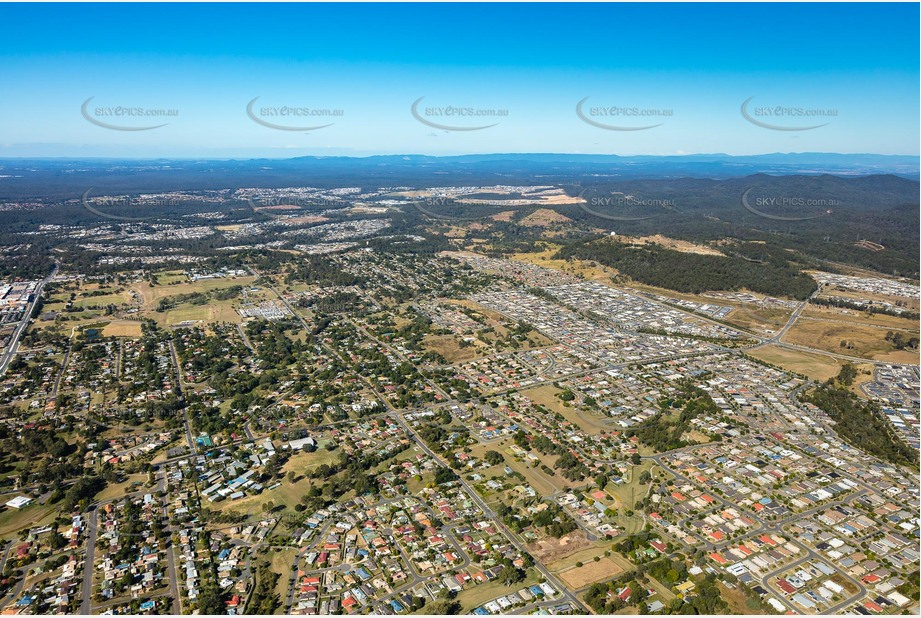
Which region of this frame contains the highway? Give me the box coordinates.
[0,265,58,376]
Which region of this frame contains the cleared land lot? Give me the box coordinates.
[423,334,483,364]
[525,384,610,435]
[559,557,625,589]
[783,319,916,363]
[724,306,793,336]
[511,247,618,281]
[747,345,844,382]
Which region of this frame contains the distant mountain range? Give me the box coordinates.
[0,153,917,199]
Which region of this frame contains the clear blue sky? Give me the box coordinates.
[0,3,917,157]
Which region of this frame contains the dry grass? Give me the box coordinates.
[94,473,149,501]
[147,301,242,327]
[510,247,617,282]
[423,334,483,364]
[72,292,131,309]
[718,582,764,614]
[0,502,57,537]
[559,557,625,589]
[618,234,724,256]
[525,384,610,435]
[783,319,910,361]
[849,364,877,398]
[468,441,563,496]
[101,320,143,338]
[527,530,594,566]
[724,306,794,336]
[519,208,573,227]
[747,345,844,382]
[489,210,517,222]
[802,304,921,332]
[134,276,256,308]
[269,547,299,607]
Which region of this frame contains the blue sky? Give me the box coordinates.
[0,3,917,157]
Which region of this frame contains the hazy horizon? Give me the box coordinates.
[0,3,918,158]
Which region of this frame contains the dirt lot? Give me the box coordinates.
[526,530,593,564]
[559,557,625,589]
[617,234,724,256]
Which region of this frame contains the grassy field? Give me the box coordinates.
[72,292,131,309]
[155,270,190,285]
[134,276,257,307]
[510,247,618,282]
[0,502,58,537]
[747,345,844,382]
[525,384,610,435]
[802,303,920,332]
[783,319,915,362]
[423,334,483,364]
[268,547,298,612]
[605,460,654,512]
[559,556,625,589]
[101,320,143,338]
[724,306,793,337]
[94,473,150,501]
[151,301,242,326]
[545,540,631,573]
